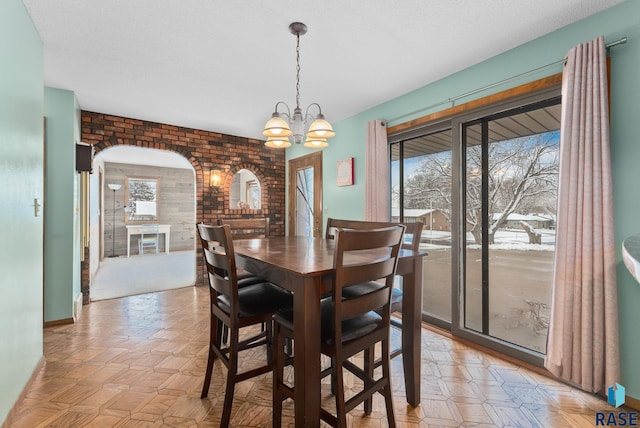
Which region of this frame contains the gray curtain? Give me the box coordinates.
[544,36,619,395]
[365,120,389,221]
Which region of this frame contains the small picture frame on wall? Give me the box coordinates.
[336,157,354,187]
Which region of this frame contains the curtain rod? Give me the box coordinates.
[387,36,627,125]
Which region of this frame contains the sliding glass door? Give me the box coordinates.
[462,98,560,354]
[390,89,561,362]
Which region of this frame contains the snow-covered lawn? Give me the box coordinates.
[420,228,556,251]
[419,227,556,353]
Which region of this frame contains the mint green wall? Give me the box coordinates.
[0,0,44,424]
[44,87,82,322]
[289,0,640,399]
[288,120,366,225]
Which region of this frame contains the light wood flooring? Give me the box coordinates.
[6,286,614,427]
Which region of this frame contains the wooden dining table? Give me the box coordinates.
[233,235,426,427]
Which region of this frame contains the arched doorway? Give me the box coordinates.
[89,146,197,300]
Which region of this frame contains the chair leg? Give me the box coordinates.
[330,362,338,396]
[364,346,375,415]
[200,345,215,399]
[221,327,239,428]
[333,354,348,428]
[201,315,220,398]
[272,321,284,428]
[265,320,274,364]
[381,339,396,428]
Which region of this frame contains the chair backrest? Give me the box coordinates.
[217,218,270,239]
[331,225,405,332]
[140,223,159,237]
[400,222,423,251]
[197,223,239,313]
[326,218,423,251]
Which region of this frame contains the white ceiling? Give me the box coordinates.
[25,0,623,145]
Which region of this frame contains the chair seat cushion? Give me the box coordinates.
[274,300,382,346]
[342,281,403,306]
[218,282,292,318]
[237,273,266,288]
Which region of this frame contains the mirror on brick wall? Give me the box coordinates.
[230,169,261,209]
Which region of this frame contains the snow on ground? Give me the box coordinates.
[420,228,556,251]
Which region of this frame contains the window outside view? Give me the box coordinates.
[465,126,559,353]
[392,100,560,354]
[392,131,454,327]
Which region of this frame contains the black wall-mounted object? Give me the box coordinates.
[76,143,94,173]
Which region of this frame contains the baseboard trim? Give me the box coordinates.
[625,394,640,411]
[1,356,45,428]
[43,317,74,328]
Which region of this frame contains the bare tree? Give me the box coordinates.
[402,132,559,244]
[403,152,452,220]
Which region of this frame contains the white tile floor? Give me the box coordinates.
[91,250,197,301]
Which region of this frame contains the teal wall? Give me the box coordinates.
[0,0,44,424]
[44,87,82,322]
[289,0,640,399]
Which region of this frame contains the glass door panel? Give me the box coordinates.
[295,167,314,236]
[462,100,560,353]
[288,152,323,237]
[391,128,452,324]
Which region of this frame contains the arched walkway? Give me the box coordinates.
[90,146,197,300]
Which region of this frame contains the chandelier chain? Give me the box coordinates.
[295,32,301,109]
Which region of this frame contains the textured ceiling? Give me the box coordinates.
[24,0,623,143]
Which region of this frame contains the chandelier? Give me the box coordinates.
[263,22,335,149]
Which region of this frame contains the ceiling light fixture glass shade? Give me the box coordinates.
[262,113,292,138]
[306,114,335,139]
[263,22,335,149]
[303,137,329,148]
[264,136,292,148]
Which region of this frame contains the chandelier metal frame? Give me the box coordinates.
[263,22,335,149]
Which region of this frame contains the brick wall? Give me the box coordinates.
[81,111,286,286]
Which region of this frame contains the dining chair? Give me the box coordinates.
[326,218,424,362]
[138,223,159,255]
[197,223,293,428]
[273,225,405,427]
[216,217,273,341]
[216,217,270,283]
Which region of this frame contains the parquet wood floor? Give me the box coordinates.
[6,286,613,427]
